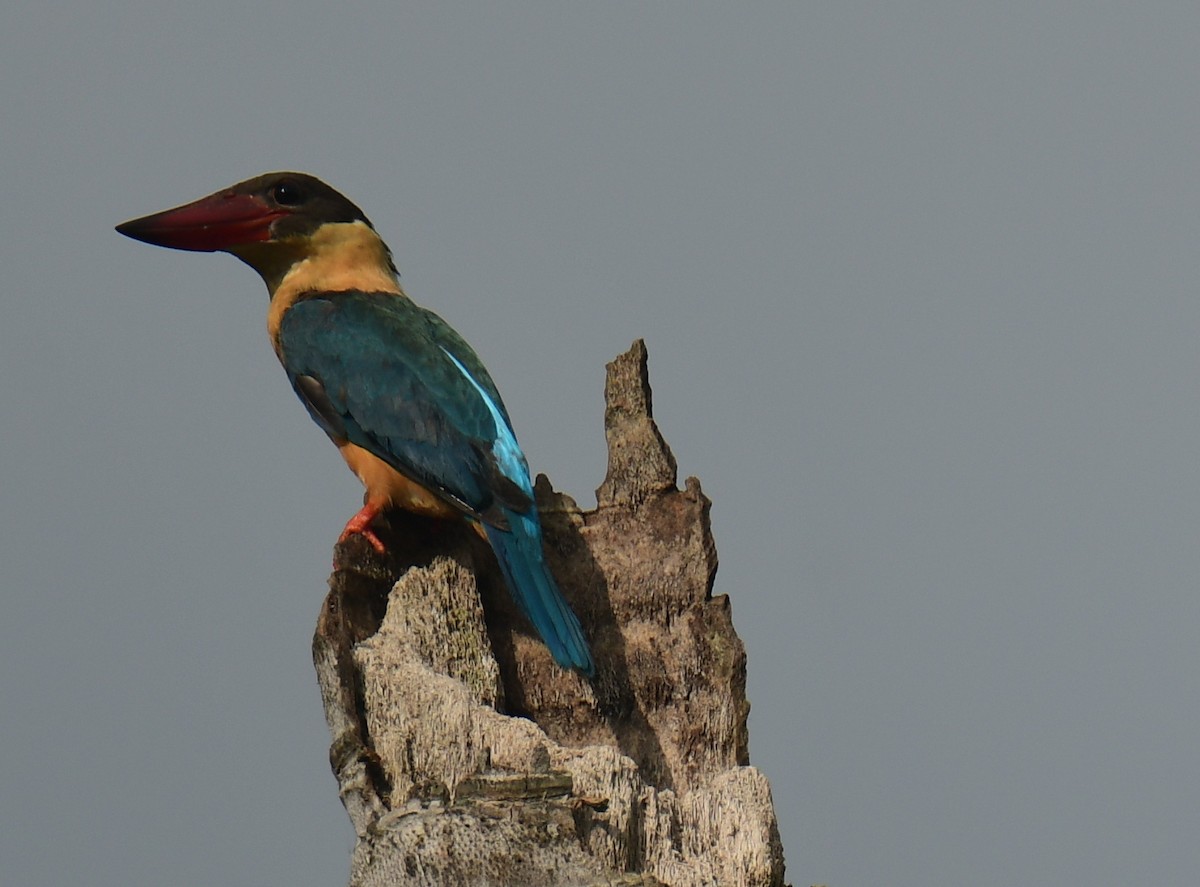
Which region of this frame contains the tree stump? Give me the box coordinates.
[313,340,788,887]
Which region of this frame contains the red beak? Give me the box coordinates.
[116,189,291,252]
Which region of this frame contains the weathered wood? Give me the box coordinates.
[314,341,788,887]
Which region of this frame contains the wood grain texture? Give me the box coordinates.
[314,341,788,887]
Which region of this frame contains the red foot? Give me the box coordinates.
[338,503,387,554]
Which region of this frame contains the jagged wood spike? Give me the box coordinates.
[314,341,787,887]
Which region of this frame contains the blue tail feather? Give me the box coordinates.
[484,510,595,676]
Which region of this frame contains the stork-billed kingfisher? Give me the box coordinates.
[116,172,594,676]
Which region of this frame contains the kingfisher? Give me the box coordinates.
[116,172,594,676]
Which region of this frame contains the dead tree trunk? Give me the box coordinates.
[313,340,788,887]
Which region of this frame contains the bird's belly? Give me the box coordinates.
[337,441,459,519]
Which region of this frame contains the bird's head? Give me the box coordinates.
[116,172,397,295]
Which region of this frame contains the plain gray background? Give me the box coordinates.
[3,3,1199,886]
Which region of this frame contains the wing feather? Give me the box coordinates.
[277,291,532,520]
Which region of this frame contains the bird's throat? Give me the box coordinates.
[253,221,404,344]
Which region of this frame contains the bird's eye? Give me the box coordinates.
[271,181,304,206]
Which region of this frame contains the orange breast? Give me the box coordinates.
[337,441,460,520]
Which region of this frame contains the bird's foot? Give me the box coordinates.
[338,503,387,554]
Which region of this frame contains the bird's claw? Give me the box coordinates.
[338,505,388,554]
[337,526,387,554]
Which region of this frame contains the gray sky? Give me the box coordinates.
[3,3,1200,885]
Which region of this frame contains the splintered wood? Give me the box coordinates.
[314,341,787,887]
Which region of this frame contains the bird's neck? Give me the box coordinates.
[235,220,405,345]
